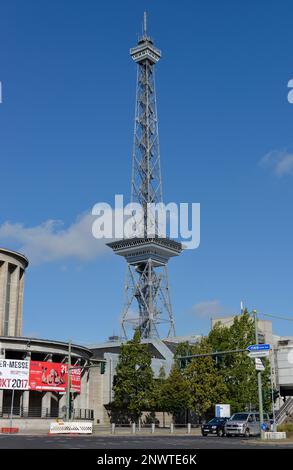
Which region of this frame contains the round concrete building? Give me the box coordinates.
[0,248,106,431]
[0,248,28,337]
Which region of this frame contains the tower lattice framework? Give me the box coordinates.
[108,13,182,340]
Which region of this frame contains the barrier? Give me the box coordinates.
[264,431,287,440]
[1,427,19,434]
[49,421,93,435]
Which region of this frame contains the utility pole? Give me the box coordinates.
[253,310,264,439]
[270,348,277,431]
[66,340,72,421]
[9,387,15,430]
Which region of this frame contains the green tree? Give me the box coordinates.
[152,366,167,411]
[160,365,190,417]
[150,366,168,426]
[208,310,271,413]
[184,338,228,418]
[112,330,154,423]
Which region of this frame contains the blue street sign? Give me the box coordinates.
[247,343,270,352]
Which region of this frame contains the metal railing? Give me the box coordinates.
[108,422,199,434]
[275,397,293,424]
[0,407,94,420]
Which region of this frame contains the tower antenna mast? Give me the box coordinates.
[108,14,182,340]
[143,11,147,36]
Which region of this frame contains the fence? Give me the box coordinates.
[0,407,94,420]
[50,421,93,434]
[108,422,200,435]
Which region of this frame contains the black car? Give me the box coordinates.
[201,417,229,437]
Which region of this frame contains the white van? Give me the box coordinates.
[225,412,270,437]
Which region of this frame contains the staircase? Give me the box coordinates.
[275,397,293,424]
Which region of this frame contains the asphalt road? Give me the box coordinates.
[0,434,292,449]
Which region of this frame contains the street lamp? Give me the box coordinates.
[252,310,265,440]
[65,340,72,421]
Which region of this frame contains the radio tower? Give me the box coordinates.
[108,13,182,340]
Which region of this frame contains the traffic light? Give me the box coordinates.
[262,388,271,402]
[100,361,106,374]
[273,389,280,402]
[178,358,188,369]
[257,332,265,344]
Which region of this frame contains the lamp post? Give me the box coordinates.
[270,348,277,432]
[65,340,72,421]
[252,310,265,439]
[9,387,15,430]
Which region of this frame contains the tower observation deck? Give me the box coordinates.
[107,13,182,339]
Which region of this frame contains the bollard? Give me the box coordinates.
[132,423,136,434]
[151,423,155,434]
[170,423,174,434]
[111,423,115,434]
[187,423,191,434]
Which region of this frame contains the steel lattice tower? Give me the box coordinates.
[108,13,182,340]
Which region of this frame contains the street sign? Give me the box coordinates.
[248,350,270,358]
[215,404,231,418]
[255,358,265,371]
[247,343,270,352]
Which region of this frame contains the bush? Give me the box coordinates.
[277,423,293,434]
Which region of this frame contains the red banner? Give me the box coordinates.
[29,361,81,393]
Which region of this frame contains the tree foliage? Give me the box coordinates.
[153,311,272,419]
[207,310,271,413]
[112,330,154,422]
[184,337,228,417]
[159,365,190,415]
[111,312,272,423]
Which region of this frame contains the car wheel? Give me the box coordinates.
[202,433,208,437]
[217,429,224,437]
[244,428,250,438]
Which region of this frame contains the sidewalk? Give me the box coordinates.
[246,437,293,446]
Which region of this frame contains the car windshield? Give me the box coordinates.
[230,413,249,421]
[208,418,224,424]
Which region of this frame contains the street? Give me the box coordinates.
[0,434,292,449]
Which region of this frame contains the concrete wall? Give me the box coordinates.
[88,365,105,424]
[0,418,55,432]
[276,342,293,393]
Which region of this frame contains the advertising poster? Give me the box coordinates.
[29,361,81,393]
[0,359,30,390]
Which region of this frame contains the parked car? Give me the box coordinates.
[225,412,270,437]
[201,417,229,437]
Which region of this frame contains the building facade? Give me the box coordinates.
[0,248,106,430]
[0,248,28,337]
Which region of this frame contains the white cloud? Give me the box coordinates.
[260,150,293,176]
[190,299,229,318]
[0,211,110,265]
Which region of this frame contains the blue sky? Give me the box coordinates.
[1,0,293,344]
